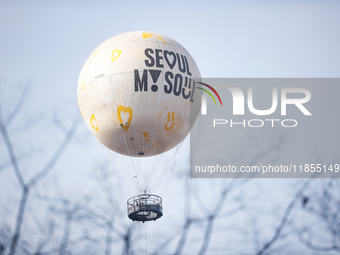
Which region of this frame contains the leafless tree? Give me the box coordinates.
[1,82,338,255]
[297,178,340,253]
[0,82,78,255]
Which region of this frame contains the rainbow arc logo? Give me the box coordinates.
[197,82,223,106]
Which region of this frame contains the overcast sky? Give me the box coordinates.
[1,1,339,253]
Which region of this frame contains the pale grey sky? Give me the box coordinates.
[1,1,339,254]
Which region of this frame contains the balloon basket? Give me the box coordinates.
[127,194,163,222]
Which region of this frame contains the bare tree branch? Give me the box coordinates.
[174,178,192,255]
[194,134,288,255]
[58,207,73,255]
[174,219,192,255]
[197,181,236,255]
[105,221,113,255]
[296,178,340,254]
[9,188,29,255]
[33,221,55,255]
[27,118,78,188]
[0,104,26,189]
[0,151,37,174]
[6,116,78,255]
[150,230,181,255]
[298,231,340,252]
[53,116,68,135]
[36,195,121,237]
[0,242,5,255]
[6,81,31,128]
[122,227,132,255]
[256,178,315,255]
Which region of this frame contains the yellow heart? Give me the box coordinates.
[90,114,99,131]
[111,49,122,62]
[156,36,167,44]
[142,32,153,39]
[117,105,133,132]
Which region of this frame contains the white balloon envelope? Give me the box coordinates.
[77,31,201,158]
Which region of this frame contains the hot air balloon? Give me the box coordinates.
[77,31,201,222]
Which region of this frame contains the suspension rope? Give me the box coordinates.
[101,143,139,195]
[145,223,148,255]
[123,137,142,193]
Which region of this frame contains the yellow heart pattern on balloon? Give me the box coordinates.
[156,36,167,44]
[111,49,122,62]
[117,105,133,132]
[142,32,153,39]
[90,114,99,131]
